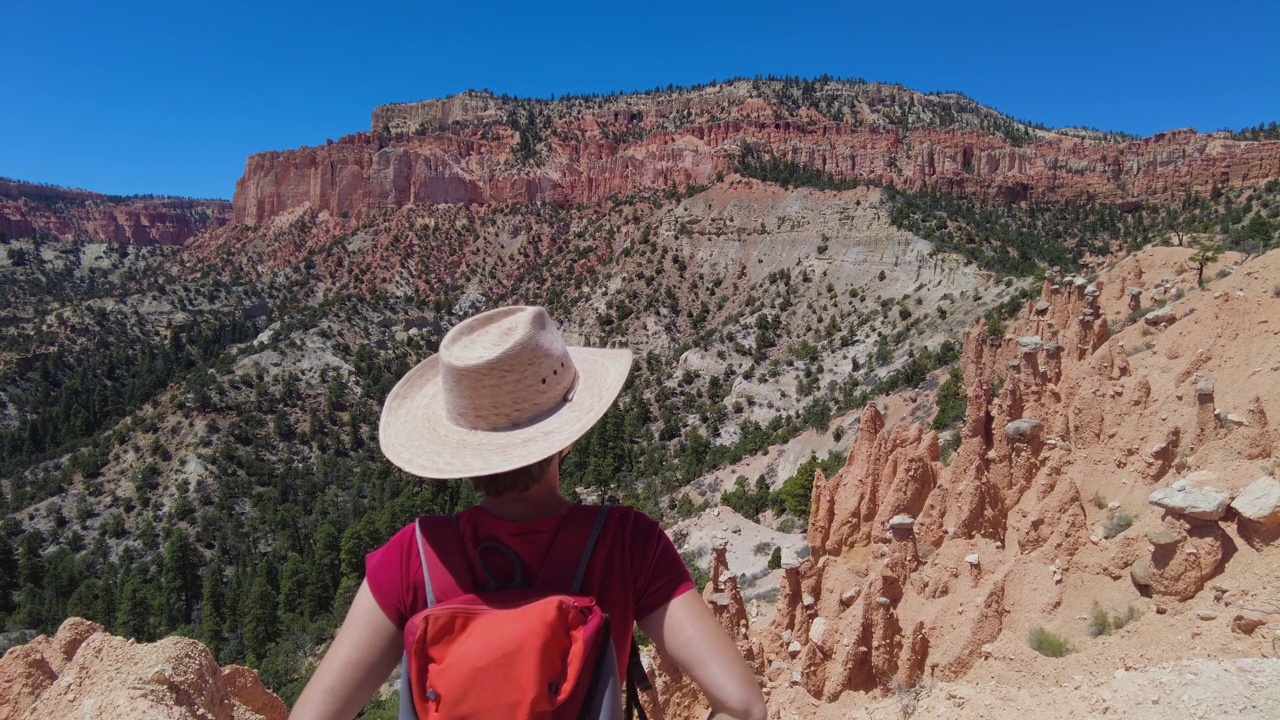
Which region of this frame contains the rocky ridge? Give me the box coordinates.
[231,81,1280,226]
[0,617,286,720]
[0,179,230,246]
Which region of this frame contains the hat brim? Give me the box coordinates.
[379,346,633,479]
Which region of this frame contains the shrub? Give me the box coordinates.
[1103,512,1134,539]
[723,475,771,521]
[1087,602,1141,636]
[1090,491,1107,510]
[985,314,1006,338]
[752,541,772,556]
[768,546,782,570]
[772,451,844,519]
[1087,603,1112,637]
[1112,604,1141,630]
[1028,626,1074,657]
[930,367,967,431]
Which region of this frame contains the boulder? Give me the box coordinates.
[888,514,916,530]
[1230,475,1280,525]
[1004,418,1044,444]
[1148,480,1230,520]
[808,617,829,645]
[1016,336,1043,353]
[1223,413,1249,429]
[1143,306,1177,326]
[1147,521,1228,600]
[1130,556,1152,587]
[1230,611,1268,635]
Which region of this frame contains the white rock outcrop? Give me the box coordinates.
[1231,475,1280,525]
[1148,478,1230,520]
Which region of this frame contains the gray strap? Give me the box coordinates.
[397,653,415,720]
[571,504,611,595]
[414,518,436,607]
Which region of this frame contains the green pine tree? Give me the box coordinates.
[115,567,155,641]
[161,530,201,628]
[242,569,279,662]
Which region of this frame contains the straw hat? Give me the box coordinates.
[379,305,632,479]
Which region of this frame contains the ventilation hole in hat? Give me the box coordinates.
[553,369,557,376]
[541,378,546,384]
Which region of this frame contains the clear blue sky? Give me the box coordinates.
[3,0,1277,200]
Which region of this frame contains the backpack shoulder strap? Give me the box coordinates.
[414,514,475,605]
[533,504,611,594]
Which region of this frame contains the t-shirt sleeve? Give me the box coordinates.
[365,522,422,629]
[629,510,696,621]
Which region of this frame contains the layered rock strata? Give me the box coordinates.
[231,84,1280,225]
[0,179,230,245]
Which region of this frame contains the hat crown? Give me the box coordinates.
[439,306,577,432]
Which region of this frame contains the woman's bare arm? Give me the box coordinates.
[290,579,403,719]
[638,590,767,720]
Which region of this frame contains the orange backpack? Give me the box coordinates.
[397,505,646,720]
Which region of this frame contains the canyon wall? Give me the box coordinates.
[0,180,230,245]
[231,83,1280,225]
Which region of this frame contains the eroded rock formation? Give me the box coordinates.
[747,246,1280,710]
[0,618,287,720]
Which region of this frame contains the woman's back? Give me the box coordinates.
[365,504,693,678]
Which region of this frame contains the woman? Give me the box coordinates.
[291,306,766,720]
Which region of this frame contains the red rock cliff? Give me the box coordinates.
[0,180,231,245]
[231,82,1280,225]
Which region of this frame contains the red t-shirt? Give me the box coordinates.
[366,503,694,676]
